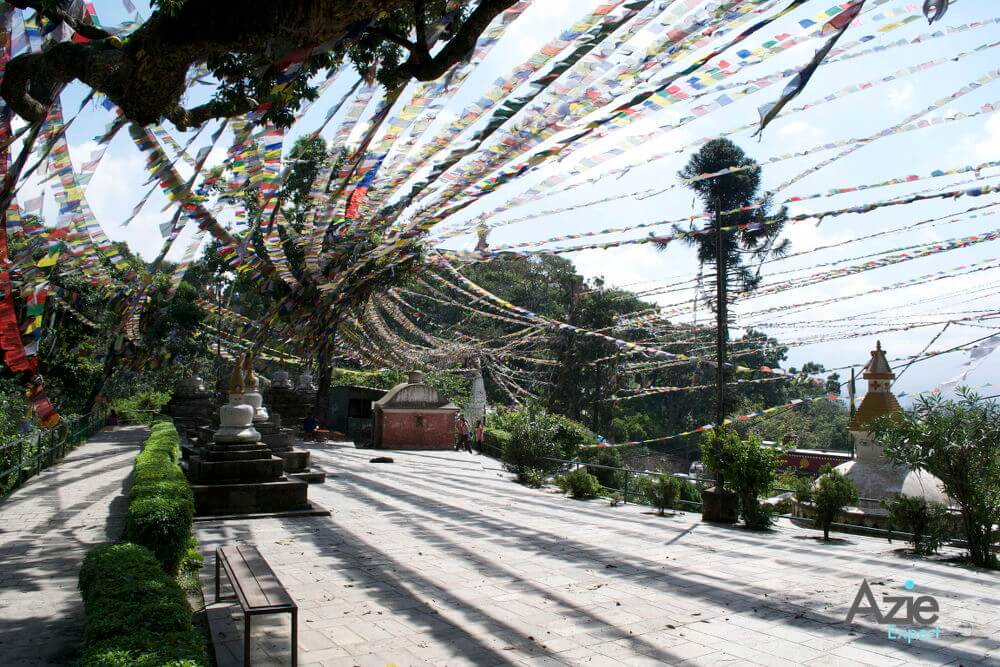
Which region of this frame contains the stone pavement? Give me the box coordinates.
[0,425,146,666]
[197,442,999,667]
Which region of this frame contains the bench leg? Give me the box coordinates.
[215,552,221,603]
[244,614,252,667]
[291,609,298,667]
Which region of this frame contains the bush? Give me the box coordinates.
[883,495,952,555]
[579,446,625,490]
[111,390,172,425]
[78,543,206,667]
[521,468,545,488]
[813,466,858,540]
[678,478,701,506]
[556,468,601,499]
[482,427,511,457]
[644,474,680,516]
[125,422,194,573]
[496,406,564,477]
[870,388,1000,568]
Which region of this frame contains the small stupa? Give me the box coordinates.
[267,368,319,427]
[166,374,215,437]
[186,354,312,515]
[230,354,269,423]
[831,341,950,514]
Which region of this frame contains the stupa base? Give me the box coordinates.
[191,478,310,516]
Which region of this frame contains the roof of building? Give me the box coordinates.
[863,340,894,377]
[850,391,902,430]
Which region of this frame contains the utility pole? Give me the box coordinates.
[714,201,727,428]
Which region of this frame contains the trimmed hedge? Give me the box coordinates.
[125,422,194,573]
[78,543,206,667]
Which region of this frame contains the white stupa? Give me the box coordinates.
[832,341,950,513]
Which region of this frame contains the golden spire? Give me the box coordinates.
[229,353,246,394]
[242,354,259,391]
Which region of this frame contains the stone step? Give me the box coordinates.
[203,447,273,461]
[191,478,310,516]
[188,456,285,484]
[275,448,310,473]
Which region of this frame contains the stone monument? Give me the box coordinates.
[186,354,313,516]
[830,341,950,515]
[165,374,216,438]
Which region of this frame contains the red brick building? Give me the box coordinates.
[373,371,460,450]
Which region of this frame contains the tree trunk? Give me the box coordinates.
[315,344,332,424]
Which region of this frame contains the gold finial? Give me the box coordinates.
[229,354,246,394]
[242,354,258,391]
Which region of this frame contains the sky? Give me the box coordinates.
[14,0,1000,403]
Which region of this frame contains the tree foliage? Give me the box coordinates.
[869,389,1000,568]
[2,1,520,128]
[813,466,858,541]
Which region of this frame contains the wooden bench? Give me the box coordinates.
[215,545,298,666]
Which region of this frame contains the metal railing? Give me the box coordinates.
[0,413,105,499]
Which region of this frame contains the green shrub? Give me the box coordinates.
[579,447,625,490]
[813,466,859,540]
[556,468,601,499]
[78,543,206,667]
[678,478,701,505]
[883,495,952,555]
[521,468,545,488]
[492,404,593,477]
[644,474,680,515]
[125,422,194,573]
[700,429,782,530]
[111,390,172,425]
[482,427,511,457]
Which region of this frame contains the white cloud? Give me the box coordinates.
[974,114,1000,162]
[886,82,915,113]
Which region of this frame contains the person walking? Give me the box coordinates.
[474,418,485,455]
[457,414,472,453]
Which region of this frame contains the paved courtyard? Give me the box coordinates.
[0,426,146,666]
[196,442,998,667]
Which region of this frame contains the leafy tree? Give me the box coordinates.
[701,429,782,529]
[3,1,521,128]
[656,139,788,422]
[667,138,789,297]
[813,466,858,541]
[869,389,1000,568]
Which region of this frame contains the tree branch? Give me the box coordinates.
[414,0,427,48]
[9,0,111,41]
[400,0,518,81]
[365,26,418,52]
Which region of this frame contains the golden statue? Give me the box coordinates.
[229,354,246,394]
[242,354,259,391]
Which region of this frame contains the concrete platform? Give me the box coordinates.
[196,442,1000,667]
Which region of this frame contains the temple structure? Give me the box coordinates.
[373,371,459,449]
[186,355,312,516]
[831,341,950,514]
